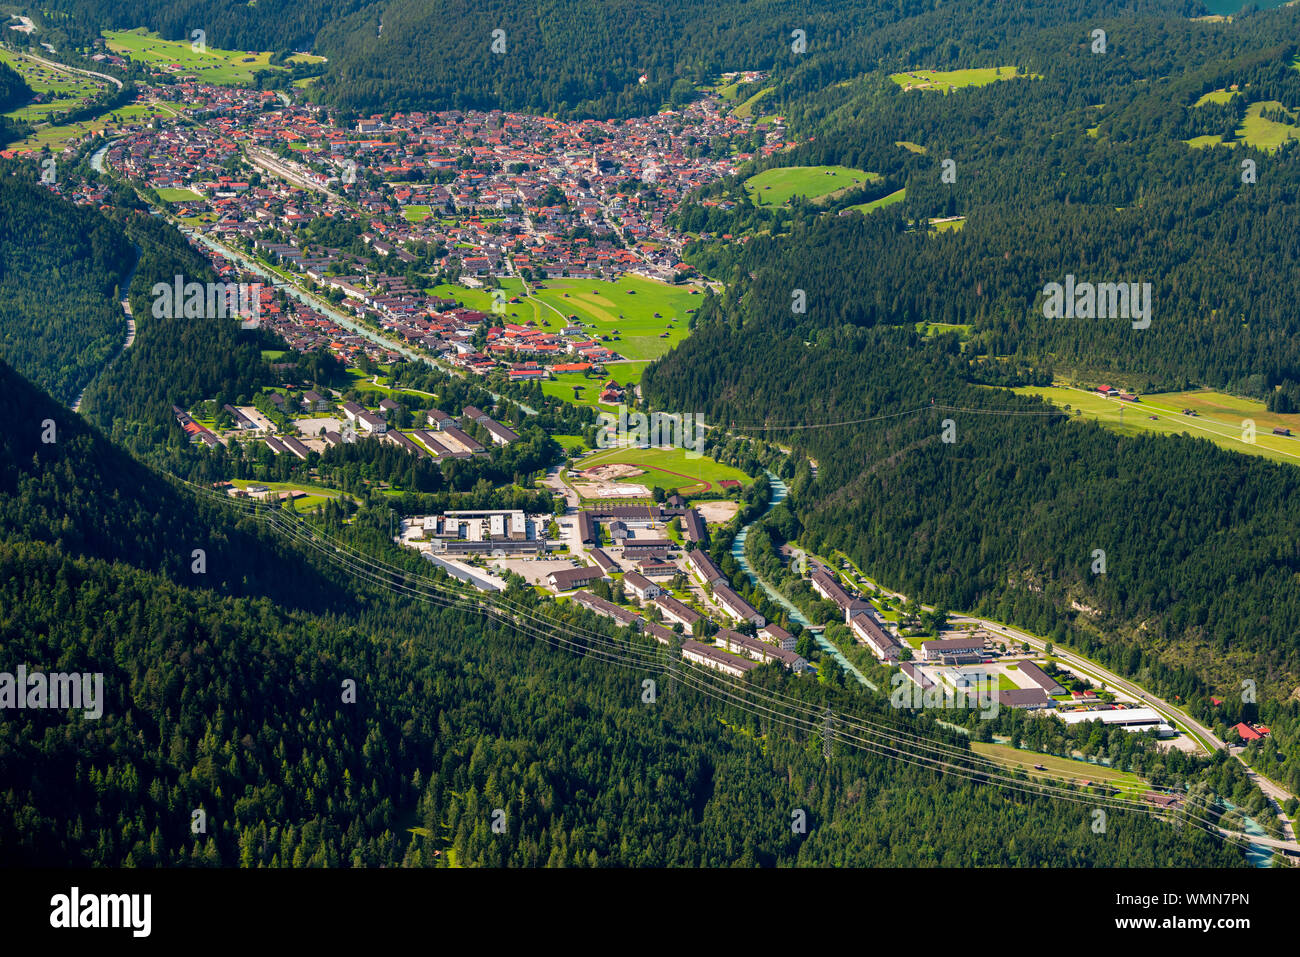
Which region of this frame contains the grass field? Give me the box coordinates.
[1187,99,1300,151]
[573,444,750,497]
[229,478,349,512]
[890,66,1035,93]
[916,321,973,339]
[744,165,879,207]
[402,204,433,222]
[732,87,773,119]
[1011,384,1300,467]
[1,49,193,150]
[847,187,906,214]
[1193,88,1241,107]
[971,742,1146,793]
[1236,100,1300,150]
[155,186,204,202]
[0,49,103,125]
[529,275,702,361]
[104,28,325,85]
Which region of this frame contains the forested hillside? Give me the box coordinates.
[37,0,1198,117]
[0,355,1245,866]
[0,171,135,405]
[0,59,31,111]
[645,1,1300,795]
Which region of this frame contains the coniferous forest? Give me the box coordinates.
[3,0,1300,875]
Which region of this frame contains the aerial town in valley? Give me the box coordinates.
[3,27,1257,777]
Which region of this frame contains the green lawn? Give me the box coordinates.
[573,445,750,497]
[890,66,1037,93]
[1011,384,1300,467]
[916,321,973,339]
[104,28,324,85]
[744,165,880,207]
[847,187,906,214]
[402,204,433,222]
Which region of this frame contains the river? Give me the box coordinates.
[729,471,877,690]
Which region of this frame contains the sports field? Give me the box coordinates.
[104,28,325,85]
[744,165,879,206]
[1012,384,1300,467]
[573,444,750,498]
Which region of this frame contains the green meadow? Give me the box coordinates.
[528,275,701,361]
[890,66,1036,93]
[104,28,325,86]
[1011,384,1300,467]
[732,87,773,119]
[1186,99,1300,151]
[0,49,103,125]
[744,165,880,206]
[971,742,1147,793]
[847,187,906,214]
[1,49,190,150]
